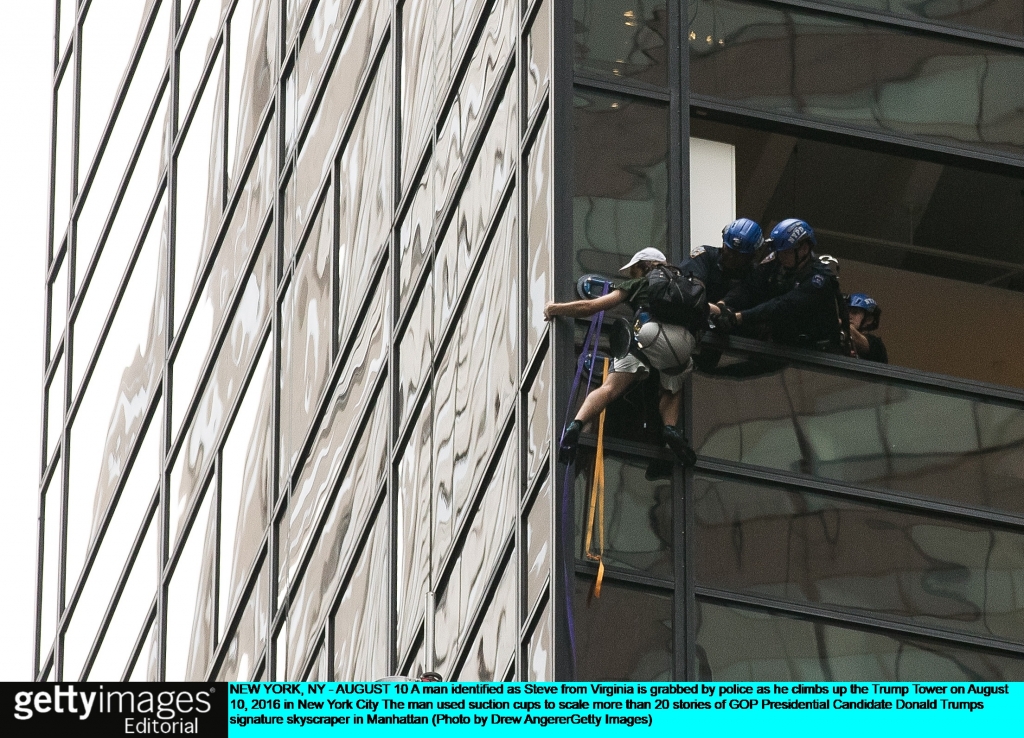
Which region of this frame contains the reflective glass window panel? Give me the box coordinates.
[217,559,269,681]
[398,283,432,426]
[179,0,225,123]
[820,0,1024,39]
[337,55,392,342]
[526,600,552,680]
[399,172,432,313]
[574,0,668,86]
[50,254,68,357]
[526,111,552,357]
[87,514,158,680]
[434,82,517,339]
[689,0,1024,157]
[46,354,65,463]
[401,0,434,191]
[292,0,389,244]
[219,352,273,640]
[129,619,159,680]
[397,408,432,658]
[175,52,225,329]
[58,0,75,56]
[526,476,552,610]
[63,403,160,679]
[693,355,1024,516]
[53,70,73,249]
[691,115,1024,390]
[333,508,390,681]
[573,89,668,279]
[166,482,216,680]
[79,0,151,176]
[75,2,170,292]
[696,599,1024,681]
[68,195,164,593]
[282,282,387,593]
[280,191,334,481]
[227,0,261,185]
[573,449,673,580]
[574,577,672,680]
[295,0,351,132]
[433,207,519,571]
[433,0,516,220]
[526,349,552,484]
[455,557,516,681]
[434,0,489,95]
[696,474,1024,643]
[286,397,388,668]
[39,462,62,666]
[172,340,271,550]
[526,0,551,119]
[433,445,518,677]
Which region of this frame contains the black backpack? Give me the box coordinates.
[645,265,709,333]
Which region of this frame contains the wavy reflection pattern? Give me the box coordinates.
[397,407,433,658]
[456,558,516,681]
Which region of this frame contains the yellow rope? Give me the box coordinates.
[583,359,608,598]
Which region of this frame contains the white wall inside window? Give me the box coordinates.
[690,137,736,256]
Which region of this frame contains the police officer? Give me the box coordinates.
[848,292,887,363]
[683,218,763,305]
[712,218,844,351]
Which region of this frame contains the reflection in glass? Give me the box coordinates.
[433,207,518,572]
[435,0,489,95]
[283,283,387,593]
[573,450,672,579]
[129,619,159,681]
[696,474,1024,643]
[217,560,268,681]
[228,0,273,186]
[526,476,552,611]
[398,173,432,312]
[179,0,224,123]
[696,599,1024,680]
[68,195,165,594]
[397,409,432,659]
[338,58,392,342]
[526,601,552,680]
[280,193,333,481]
[166,481,215,680]
[526,350,552,483]
[573,89,667,278]
[689,0,1024,156]
[75,4,170,292]
[79,0,150,177]
[46,355,65,464]
[398,284,432,425]
[87,514,158,680]
[435,83,517,338]
[574,0,667,86]
[434,446,518,678]
[434,0,516,220]
[526,112,552,356]
[333,509,390,681]
[295,0,349,132]
[39,463,62,666]
[175,52,225,329]
[58,0,75,56]
[401,0,434,190]
[526,0,551,118]
[53,71,74,250]
[288,395,388,673]
[220,355,273,640]
[575,577,672,680]
[822,0,1024,39]
[63,402,160,680]
[456,558,516,681]
[694,357,1024,515]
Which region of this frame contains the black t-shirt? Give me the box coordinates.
[613,277,651,312]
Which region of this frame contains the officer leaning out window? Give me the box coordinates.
[847,292,887,363]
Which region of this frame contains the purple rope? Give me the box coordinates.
[558,282,610,672]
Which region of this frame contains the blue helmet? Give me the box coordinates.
[721,218,763,254]
[848,292,881,329]
[767,218,816,252]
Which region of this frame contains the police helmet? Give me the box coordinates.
[767,218,816,252]
[848,292,881,330]
[721,218,763,254]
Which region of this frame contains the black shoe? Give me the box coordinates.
[559,420,583,465]
[645,458,673,480]
[663,425,696,467]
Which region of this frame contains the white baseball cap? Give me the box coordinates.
[619,247,667,272]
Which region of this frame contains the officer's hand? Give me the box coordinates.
[713,305,738,332]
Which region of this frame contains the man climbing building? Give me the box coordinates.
[712,218,844,352]
[544,247,704,466]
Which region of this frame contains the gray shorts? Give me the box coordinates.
[612,322,696,394]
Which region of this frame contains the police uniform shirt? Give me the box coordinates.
[680,247,748,305]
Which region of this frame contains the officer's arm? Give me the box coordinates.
[681,250,713,284]
[738,279,826,326]
[544,290,627,320]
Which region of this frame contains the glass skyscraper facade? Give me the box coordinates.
[41,0,1024,683]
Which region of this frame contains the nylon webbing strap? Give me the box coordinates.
[583,358,608,599]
